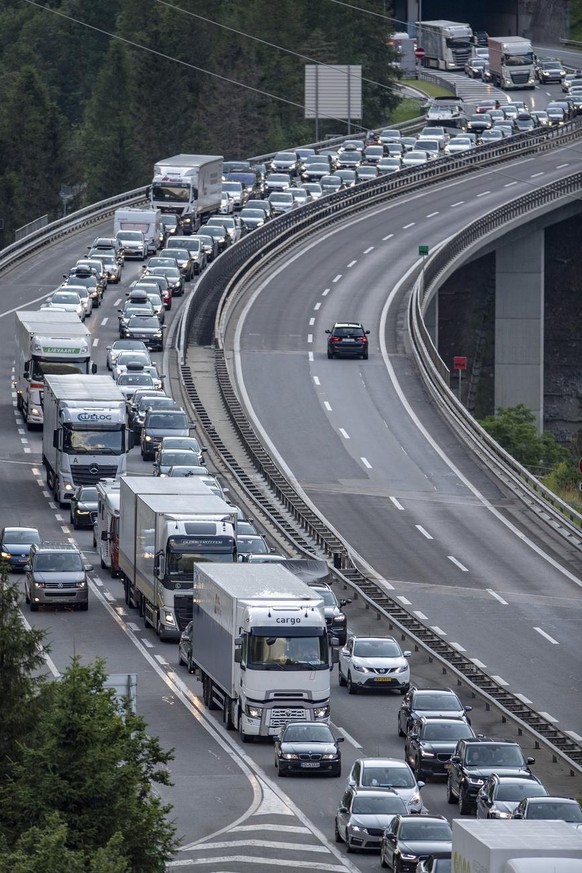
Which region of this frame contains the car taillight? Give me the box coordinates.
[361,336,368,343]
[331,337,341,342]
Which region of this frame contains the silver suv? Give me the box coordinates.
[25,542,90,611]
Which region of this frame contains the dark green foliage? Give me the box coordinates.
[479,404,567,472]
[0,657,176,873]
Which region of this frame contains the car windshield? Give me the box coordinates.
[399,820,451,841]
[78,488,98,502]
[159,451,199,466]
[353,639,401,658]
[361,766,414,788]
[414,692,461,711]
[334,326,365,337]
[241,209,264,218]
[118,232,143,241]
[34,552,83,572]
[128,317,160,328]
[496,782,547,802]
[317,588,338,607]
[138,397,174,412]
[525,801,582,821]
[465,744,524,766]
[51,293,80,304]
[117,353,149,366]
[237,537,268,554]
[3,529,41,544]
[147,413,187,429]
[283,724,333,742]
[422,722,473,741]
[352,796,405,814]
[118,374,153,387]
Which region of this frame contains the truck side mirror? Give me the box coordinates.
[101,531,110,541]
[234,635,243,663]
[127,430,134,450]
[23,364,30,379]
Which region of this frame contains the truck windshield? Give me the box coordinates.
[152,182,190,203]
[32,359,90,379]
[504,51,534,65]
[166,537,236,580]
[247,633,328,670]
[63,427,124,454]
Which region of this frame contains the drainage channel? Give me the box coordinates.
[178,351,582,771]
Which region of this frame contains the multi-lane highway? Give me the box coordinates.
[1,74,582,872]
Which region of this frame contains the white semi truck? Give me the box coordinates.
[94,479,121,577]
[417,20,473,71]
[42,375,129,505]
[488,36,536,89]
[452,820,582,873]
[118,477,238,640]
[149,154,223,232]
[15,311,95,428]
[113,207,162,254]
[189,563,336,742]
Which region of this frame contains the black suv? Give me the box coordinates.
[326,322,370,359]
[446,738,535,814]
[309,583,351,645]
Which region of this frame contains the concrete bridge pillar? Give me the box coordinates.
[495,227,544,431]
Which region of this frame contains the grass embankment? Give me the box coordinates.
[400,78,453,98]
[390,79,454,123]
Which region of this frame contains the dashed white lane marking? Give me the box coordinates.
[337,726,363,749]
[431,626,447,636]
[471,658,487,669]
[55,513,63,521]
[322,288,330,296]
[24,447,31,453]
[103,591,115,601]
[360,457,372,469]
[426,211,439,217]
[534,626,559,645]
[398,596,412,605]
[309,317,315,326]
[415,525,433,539]
[402,222,415,229]
[382,233,394,241]
[515,693,534,705]
[324,401,332,411]
[476,191,490,197]
[49,501,57,510]
[339,428,350,439]
[492,675,509,686]
[101,317,109,325]
[363,246,374,254]
[308,352,314,362]
[307,334,313,343]
[18,428,25,435]
[530,172,544,178]
[155,654,168,666]
[313,376,320,386]
[486,588,508,605]
[347,260,357,267]
[141,638,154,648]
[557,163,570,168]
[414,610,428,620]
[539,711,559,723]
[94,578,103,587]
[450,642,467,652]
[314,302,321,310]
[127,622,140,632]
[92,338,99,346]
[114,297,122,305]
[42,490,50,498]
[448,555,468,571]
[332,274,342,283]
[389,496,404,510]
[450,201,464,207]
[504,181,518,187]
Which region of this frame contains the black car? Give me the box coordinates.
[326,322,370,359]
[446,738,535,814]
[130,393,177,437]
[466,113,492,133]
[309,583,350,645]
[123,315,165,351]
[274,721,343,777]
[69,486,98,529]
[475,773,547,819]
[404,716,476,781]
[0,526,41,570]
[141,408,190,460]
[380,815,452,872]
[398,687,472,737]
[201,224,230,253]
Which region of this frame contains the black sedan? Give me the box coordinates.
[122,316,165,351]
[380,815,452,872]
[69,486,98,529]
[274,722,343,777]
[0,527,41,570]
[398,687,472,737]
[404,717,475,781]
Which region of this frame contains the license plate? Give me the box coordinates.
[300,762,320,768]
[444,762,451,769]
[375,677,393,682]
[343,338,355,342]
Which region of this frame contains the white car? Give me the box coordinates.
[445,136,475,155]
[339,635,411,694]
[41,290,85,321]
[219,192,234,214]
[401,150,429,168]
[65,283,93,318]
[418,125,449,147]
[347,757,424,814]
[111,349,152,380]
[106,339,149,370]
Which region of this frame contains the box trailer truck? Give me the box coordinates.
[149,154,223,233]
[417,20,473,71]
[488,36,536,89]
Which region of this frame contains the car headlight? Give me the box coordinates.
[144,435,152,442]
[1,551,12,559]
[400,853,418,861]
[353,664,371,673]
[154,332,162,338]
[420,749,435,757]
[350,826,364,833]
[31,408,41,417]
[491,811,512,819]
[408,792,421,808]
[77,581,86,588]
[321,753,337,760]
[64,483,74,491]
[34,581,44,588]
[314,705,329,719]
[282,753,298,760]
[334,614,346,622]
[468,777,484,785]
[245,705,261,718]
[395,665,408,673]
[164,611,175,624]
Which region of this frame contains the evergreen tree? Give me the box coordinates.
[0,568,48,782]
[479,404,567,471]
[0,657,177,873]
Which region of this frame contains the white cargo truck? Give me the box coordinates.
[94,479,121,577]
[417,20,473,70]
[451,819,582,873]
[42,375,129,505]
[488,36,536,89]
[113,207,162,254]
[189,563,336,742]
[149,154,223,232]
[15,311,95,428]
[118,477,238,640]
